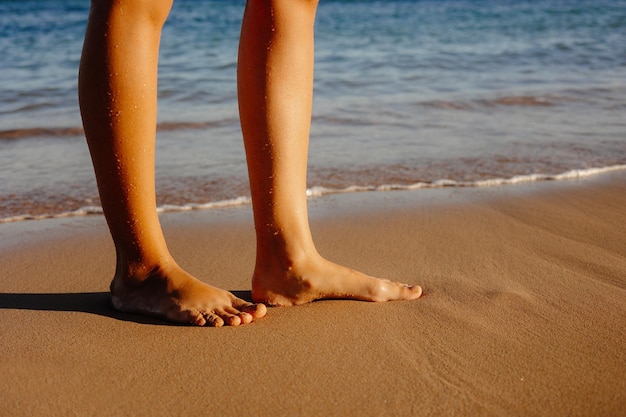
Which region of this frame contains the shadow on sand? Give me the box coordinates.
[0,290,254,326]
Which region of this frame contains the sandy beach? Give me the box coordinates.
[1,172,625,417]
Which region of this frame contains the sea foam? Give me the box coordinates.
[2,165,624,224]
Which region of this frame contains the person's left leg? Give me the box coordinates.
[238,0,422,306]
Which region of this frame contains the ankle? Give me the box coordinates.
[113,254,175,285]
[256,232,319,271]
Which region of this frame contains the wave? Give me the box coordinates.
[417,95,563,111]
[0,127,85,140]
[3,86,621,140]
[2,165,625,224]
[307,165,626,197]
[416,84,626,112]
[307,165,626,196]
[0,120,236,140]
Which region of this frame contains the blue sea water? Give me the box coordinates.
[0,0,625,222]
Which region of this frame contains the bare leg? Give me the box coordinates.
[238,0,422,305]
[79,0,266,326]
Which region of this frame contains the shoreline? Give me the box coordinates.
[2,166,625,246]
[3,164,626,225]
[1,171,625,416]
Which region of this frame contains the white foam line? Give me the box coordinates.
[305,164,626,197]
[0,206,104,224]
[156,196,252,213]
[2,165,625,224]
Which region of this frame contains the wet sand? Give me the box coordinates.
[1,172,625,416]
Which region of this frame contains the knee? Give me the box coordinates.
[90,0,174,27]
[291,0,319,7]
[247,0,319,13]
[289,0,319,7]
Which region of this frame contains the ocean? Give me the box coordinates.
[1,0,625,223]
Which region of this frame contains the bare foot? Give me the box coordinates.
[110,261,267,326]
[251,252,423,306]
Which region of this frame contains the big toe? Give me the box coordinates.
[407,284,423,299]
[390,281,422,300]
[374,280,423,301]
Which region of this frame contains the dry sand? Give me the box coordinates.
[1,172,625,417]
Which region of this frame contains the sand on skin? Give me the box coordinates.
[0,172,625,417]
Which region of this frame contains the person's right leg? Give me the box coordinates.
[238,0,422,305]
[79,0,266,326]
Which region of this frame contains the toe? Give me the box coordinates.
[232,299,267,319]
[370,279,423,302]
[238,312,253,324]
[225,306,253,324]
[410,285,423,299]
[400,283,422,299]
[203,312,225,327]
[172,308,207,326]
[216,309,242,326]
